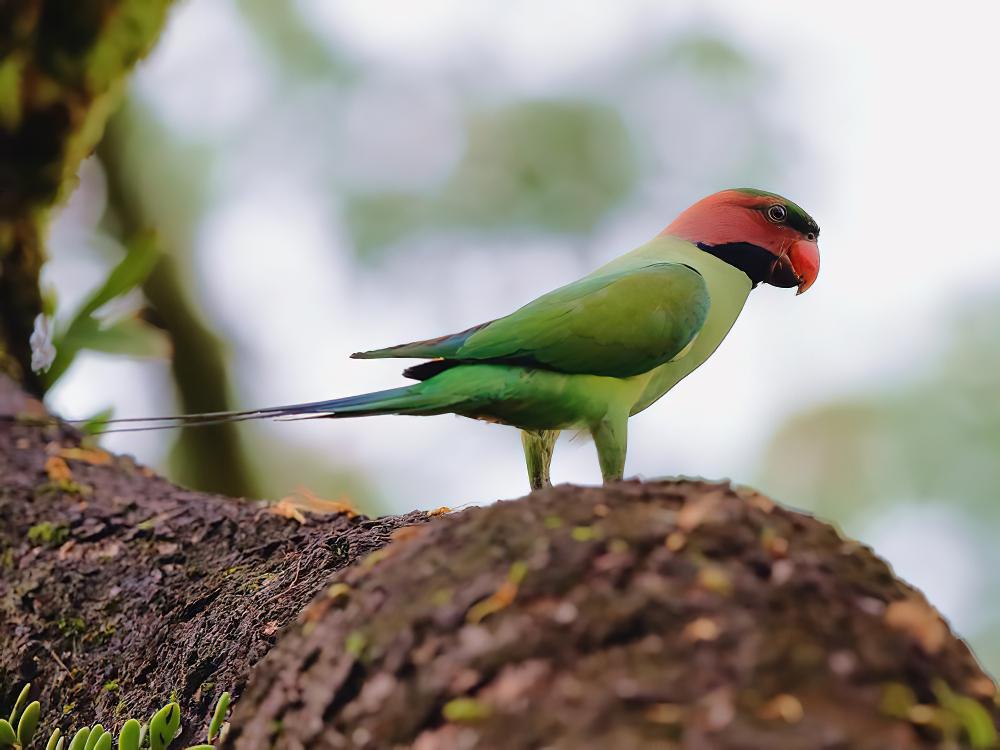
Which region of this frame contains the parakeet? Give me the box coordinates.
[102,189,820,490]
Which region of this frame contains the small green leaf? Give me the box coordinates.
[67,727,90,750]
[55,736,65,750]
[16,700,40,746]
[77,317,171,359]
[7,683,30,725]
[78,407,114,436]
[83,725,104,750]
[93,732,111,750]
[183,746,214,750]
[137,722,148,749]
[0,719,17,749]
[118,719,141,750]
[79,233,161,319]
[933,680,997,748]
[149,703,180,750]
[207,692,230,743]
[44,232,162,386]
[45,727,62,750]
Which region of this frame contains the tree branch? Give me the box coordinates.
[1,373,997,749]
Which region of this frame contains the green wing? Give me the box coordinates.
[353,263,710,379]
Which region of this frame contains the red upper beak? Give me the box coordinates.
[766,239,820,294]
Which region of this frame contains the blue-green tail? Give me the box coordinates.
[83,383,451,434]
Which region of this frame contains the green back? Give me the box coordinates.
[356,262,710,379]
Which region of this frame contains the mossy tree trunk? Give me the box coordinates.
[1,374,998,749]
[0,0,175,392]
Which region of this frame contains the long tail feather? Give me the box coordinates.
[71,386,423,434]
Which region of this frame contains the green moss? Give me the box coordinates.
[442,698,492,723]
[571,525,598,542]
[543,515,564,529]
[103,679,119,692]
[57,616,86,637]
[97,623,116,643]
[430,588,453,606]
[344,630,367,659]
[38,479,93,497]
[27,521,69,546]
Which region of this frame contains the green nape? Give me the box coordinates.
[732,187,820,237]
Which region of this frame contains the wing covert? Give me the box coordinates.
[454,263,709,377]
[355,262,710,380]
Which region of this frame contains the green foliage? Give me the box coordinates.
[67,727,89,750]
[0,685,233,750]
[761,300,1000,521]
[77,408,114,438]
[205,694,229,744]
[15,703,39,747]
[83,725,105,750]
[148,704,179,750]
[0,719,16,749]
[117,721,139,750]
[7,685,30,726]
[346,100,637,256]
[44,234,168,388]
[933,680,997,748]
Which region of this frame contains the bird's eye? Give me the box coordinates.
[805,232,816,242]
[766,204,787,223]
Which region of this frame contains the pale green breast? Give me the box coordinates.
[590,236,753,415]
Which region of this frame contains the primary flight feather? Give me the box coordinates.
[94,188,820,490]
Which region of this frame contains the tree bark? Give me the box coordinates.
[2,373,998,750]
[0,373,428,745]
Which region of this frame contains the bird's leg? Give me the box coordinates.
[521,429,560,491]
[592,414,628,483]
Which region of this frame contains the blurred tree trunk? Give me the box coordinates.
[0,0,175,393]
[97,104,257,497]
[2,374,997,750]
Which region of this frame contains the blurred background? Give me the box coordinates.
[37,1,1000,671]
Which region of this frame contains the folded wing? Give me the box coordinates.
[353,262,710,379]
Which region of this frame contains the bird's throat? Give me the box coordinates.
[696,242,775,288]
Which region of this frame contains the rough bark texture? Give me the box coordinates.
[228,488,1000,750]
[1,374,998,750]
[0,374,428,745]
[0,0,175,391]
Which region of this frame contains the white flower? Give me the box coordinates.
[29,314,56,373]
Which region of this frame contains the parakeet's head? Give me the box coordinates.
[663,188,820,294]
